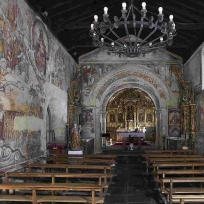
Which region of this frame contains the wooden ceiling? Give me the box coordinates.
[26,0,204,63]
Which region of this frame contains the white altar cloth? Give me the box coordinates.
[118,132,145,138]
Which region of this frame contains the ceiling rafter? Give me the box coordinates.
[63,22,204,30]
[188,0,204,8]
[169,0,204,15]
[49,0,95,18]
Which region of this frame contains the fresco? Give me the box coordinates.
[168,108,180,137]
[31,19,48,77]
[79,108,95,134]
[52,47,69,91]
[95,71,166,100]
[196,92,204,139]
[0,0,77,169]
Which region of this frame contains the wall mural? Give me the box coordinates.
[0,0,77,169]
[168,108,180,137]
[95,71,167,100]
[31,19,48,77]
[196,92,204,141]
[79,109,94,134]
[52,47,69,91]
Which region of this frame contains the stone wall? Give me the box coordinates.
[79,49,182,152]
[0,0,77,169]
[184,43,204,153]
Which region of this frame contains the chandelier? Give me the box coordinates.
[89,0,176,58]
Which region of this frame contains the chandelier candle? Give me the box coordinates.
[90,0,177,58]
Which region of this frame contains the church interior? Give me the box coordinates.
[0,0,204,203]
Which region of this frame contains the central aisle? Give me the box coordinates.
[104,152,164,204]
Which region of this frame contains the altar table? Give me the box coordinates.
[118,132,145,150]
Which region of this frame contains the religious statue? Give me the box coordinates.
[71,124,82,150]
[127,106,134,120]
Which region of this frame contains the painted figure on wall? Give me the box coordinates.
[32,20,48,76]
[168,109,180,135]
[35,30,46,75]
[169,110,180,126]
[6,0,19,31]
[83,65,96,87]
[0,103,4,140]
[170,73,179,92]
[52,47,68,90]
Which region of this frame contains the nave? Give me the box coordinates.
[3,145,203,204]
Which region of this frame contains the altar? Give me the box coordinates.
[118,132,145,137]
[118,132,145,150]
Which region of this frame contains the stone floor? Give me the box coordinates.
[103,145,166,204]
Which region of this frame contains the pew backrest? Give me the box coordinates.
[144,149,197,154]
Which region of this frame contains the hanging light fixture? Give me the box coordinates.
[89,0,176,58]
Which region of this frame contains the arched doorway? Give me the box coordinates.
[106,88,156,142]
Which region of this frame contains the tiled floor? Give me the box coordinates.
[104,146,165,204]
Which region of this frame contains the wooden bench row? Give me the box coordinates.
[53,153,117,160]
[5,172,111,186]
[0,183,104,204]
[144,149,197,154]
[146,150,204,204]
[0,162,114,204]
[47,157,116,165]
[142,155,204,173]
[27,163,112,174]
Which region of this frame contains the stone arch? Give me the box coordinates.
[89,65,172,107]
[46,97,67,142]
[89,66,171,151]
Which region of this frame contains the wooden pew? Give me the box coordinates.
[47,157,116,165]
[27,163,112,174]
[5,172,111,195]
[54,154,117,160]
[144,156,204,173]
[157,169,204,188]
[161,177,204,204]
[149,157,204,163]
[0,183,104,204]
[141,154,202,159]
[144,149,197,155]
[152,162,204,174]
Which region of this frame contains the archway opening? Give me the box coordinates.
[106,88,156,143]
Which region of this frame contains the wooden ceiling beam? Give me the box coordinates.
[64,42,188,48]
[63,22,204,30]
[169,0,204,15]
[49,0,95,17]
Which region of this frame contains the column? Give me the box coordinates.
[101,111,108,133]
[161,108,168,150]
[95,108,102,153]
[155,109,161,148]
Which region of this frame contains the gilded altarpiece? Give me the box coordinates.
[106,88,155,141]
[68,72,83,135]
[172,66,196,145]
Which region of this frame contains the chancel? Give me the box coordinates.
[0,0,204,203]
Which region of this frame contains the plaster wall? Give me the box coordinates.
[183,43,204,153]
[0,0,77,170]
[184,43,203,88]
